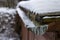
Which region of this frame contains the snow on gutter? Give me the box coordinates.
[17,0,60,15]
[16,8,35,28]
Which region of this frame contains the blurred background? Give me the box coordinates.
[0,0,28,8]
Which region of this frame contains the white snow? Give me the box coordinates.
[16,8,35,28]
[7,9,16,15]
[0,7,8,13]
[43,16,60,19]
[0,7,16,15]
[17,0,60,14]
[0,7,20,40]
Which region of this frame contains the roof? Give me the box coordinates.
[17,0,60,15]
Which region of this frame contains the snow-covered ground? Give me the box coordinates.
[0,7,16,14]
[17,0,60,14]
[0,7,20,40]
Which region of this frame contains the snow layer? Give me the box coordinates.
[0,7,20,40]
[43,16,60,19]
[16,8,35,28]
[17,0,60,14]
[0,7,16,15]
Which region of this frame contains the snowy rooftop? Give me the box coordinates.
[17,0,60,14]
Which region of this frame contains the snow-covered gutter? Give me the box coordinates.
[16,8,35,28]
